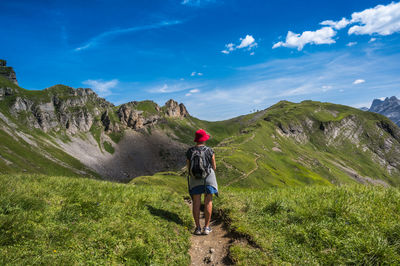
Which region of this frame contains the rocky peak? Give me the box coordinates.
[0,59,18,85]
[369,96,400,127]
[164,99,189,118]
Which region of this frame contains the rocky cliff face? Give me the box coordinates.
[0,60,18,85]
[368,96,400,127]
[7,85,113,133]
[272,103,400,175]
[0,61,192,181]
[164,99,189,118]
[0,61,189,134]
[116,99,189,130]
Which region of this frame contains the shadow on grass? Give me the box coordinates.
[146,205,184,225]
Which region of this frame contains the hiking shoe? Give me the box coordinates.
[203,226,212,235]
[194,227,202,235]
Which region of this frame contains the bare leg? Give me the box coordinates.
[192,194,201,228]
[204,194,213,227]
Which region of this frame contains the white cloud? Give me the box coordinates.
[272,27,336,51]
[222,35,257,54]
[82,79,119,97]
[237,35,257,49]
[181,0,215,6]
[191,71,203,76]
[348,2,400,35]
[74,20,181,51]
[147,81,203,94]
[185,88,200,96]
[273,2,400,51]
[150,83,187,93]
[320,17,350,30]
[346,42,357,47]
[322,85,332,92]
[353,79,366,85]
[250,52,255,56]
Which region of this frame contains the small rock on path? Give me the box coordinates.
[189,206,233,265]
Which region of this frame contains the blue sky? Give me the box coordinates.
[1,0,400,120]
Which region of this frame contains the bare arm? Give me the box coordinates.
[211,154,216,171]
[186,159,190,172]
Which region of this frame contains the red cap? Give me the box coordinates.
[194,129,210,142]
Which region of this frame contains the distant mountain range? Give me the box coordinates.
[362,96,400,127]
[1,59,400,186]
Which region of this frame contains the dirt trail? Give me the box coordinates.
[187,132,260,264]
[187,201,233,265]
[225,153,261,187]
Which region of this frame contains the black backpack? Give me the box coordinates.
[189,146,210,179]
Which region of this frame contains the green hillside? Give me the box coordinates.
[0,173,191,265]
[0,116,99,178]
[214,100,400,188]
[2,62,400,264]
[2,173,400,265]
[216,186,400,265]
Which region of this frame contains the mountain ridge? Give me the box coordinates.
[365,95,400,127]
[1,60,400,186]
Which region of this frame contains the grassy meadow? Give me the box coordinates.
[216,186,400,265]
[0,173,192,265]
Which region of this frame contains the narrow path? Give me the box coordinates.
[186,132,260,264]
[225,153,261,187]
[187,201,233,265]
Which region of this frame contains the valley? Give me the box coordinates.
[1,61,400,264]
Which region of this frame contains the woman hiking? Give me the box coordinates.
[186,129,218,235]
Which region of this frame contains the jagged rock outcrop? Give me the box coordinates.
[0,60,18,85]
[164,99,189,118]
[0,87,14,100]
[117,100,189,131]
[7,85,113,133]
[118,103,160,130]
[1,61,190,135]
[368,96,400,127]
[273,106,400,174]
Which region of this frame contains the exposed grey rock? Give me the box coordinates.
[11,97,34,113]
[118,104,160,130]
[165,99,189,118]
[0,60,18,85]
[368,96,400,127]
[0,87,14,100]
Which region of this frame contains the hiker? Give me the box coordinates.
[186,129,218,235]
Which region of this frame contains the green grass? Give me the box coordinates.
[108,131,124,143]
[0,174,192,265]
[216,185,400,265]
[130,171,188,195]
[135,100,159,115]
[0,122,98,178]
[211,100,400,188]
[103,141,115,154]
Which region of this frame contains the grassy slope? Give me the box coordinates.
[214,100,400,188]
[0,120,98,178]
[215,186,400,265]
[2,172,400,265]
[0,77,105,177]
[0,173,192,265]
